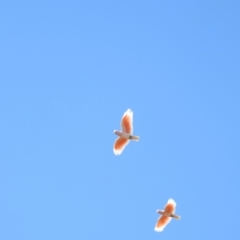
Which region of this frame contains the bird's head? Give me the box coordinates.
[157,210,164,215]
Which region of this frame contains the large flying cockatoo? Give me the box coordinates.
[113,109,140,155]
[154,198,181,232]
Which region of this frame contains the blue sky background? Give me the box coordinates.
[0,1,240,239]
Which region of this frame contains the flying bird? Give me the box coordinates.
[154,198,181,232]
[113,109,140,155]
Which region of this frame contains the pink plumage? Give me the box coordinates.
[154,199,181,232]
[113,109,139,155]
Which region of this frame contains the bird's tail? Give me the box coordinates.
[171,214,181,220]
[131,135,140,141]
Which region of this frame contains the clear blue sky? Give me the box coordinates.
[0,1,240,239]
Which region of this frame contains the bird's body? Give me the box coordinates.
[156,210,180,219]
[113,109,139,155]
[114,130,131,139]
[154,198,180,232]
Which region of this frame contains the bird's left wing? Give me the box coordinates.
[113,137,130,155]
[154,216,172,232]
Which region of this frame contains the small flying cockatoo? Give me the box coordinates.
[113,109,140,155]
[154,198,181,232]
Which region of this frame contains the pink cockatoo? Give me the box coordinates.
[113,109,140,155]
[154,198,181,232]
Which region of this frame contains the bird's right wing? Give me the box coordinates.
[113,137,130,155]
[164,198,176,214]
[154,216,172,232]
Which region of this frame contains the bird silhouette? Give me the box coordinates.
[113,109,140,155]
[154,198,181,232]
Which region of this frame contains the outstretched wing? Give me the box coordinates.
[164,199,176,214]
[113,137,130,155]
[154,216,172,232]
[120,109,133,134]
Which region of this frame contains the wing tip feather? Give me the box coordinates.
[167,198,176,206]
[154,227,164,232]
[124,108,133,116]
